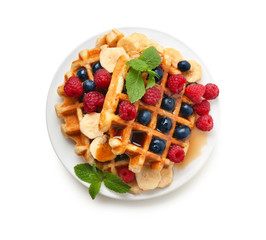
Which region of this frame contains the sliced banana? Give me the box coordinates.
[100,47,127,73]
[158,166,173,188]
[164,48,183,68]
[146,40,164,54]
[136,165,161,190]
[90,135,116,162]
[96,34,107,48]
[117,36,140,53]
[182,60,202,83]
[106,29,124,47]
[79,113,104,139]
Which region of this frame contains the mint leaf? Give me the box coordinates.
[126,59,149,72]
[146,73,155,89]
[89,181,102,199]
[126,68,146,103]
[104,172,131,193]
[74,163,104,183]
[139,46,161,70]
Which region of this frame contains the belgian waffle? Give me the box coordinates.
[99,53,196,174]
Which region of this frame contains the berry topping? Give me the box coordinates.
[64,76,83,98]
[94,69,111,89]
[177,60,191,72]
[193,100,210,116]
[196,114,213,131]
[92,62,103,74]
[180,103,194,117]
[185,84,205,104]
[173,125,191,140]
[153,66,163,83]
[115,154,129,161]
[161,96,176,112]
[168,145,185,163]
[83,80,96,93]
[149,138,166,155]
[83,91,104,113]
[77,67,88,81]
[118,167,135,183]
[137,110,152,126]
[203,83,219,100]
[118,101,137,121]
[142,86,161,105]
[156,117,172,134]
[186,82,198,87]
[167,74,187,93]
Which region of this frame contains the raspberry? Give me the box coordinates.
[94,69,111,89]
[203,83,219,100]
[118,101,137,121]
[167,145,185,163]
[142,86,161,105]
[118,167,135,183]
[196,114,214,131]
[193,100,210,115]
[64,76,83,98]
[83,91,104,113]
[167,74,187,93]
[185,84,205,104]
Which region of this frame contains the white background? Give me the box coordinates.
[1,0,265,239]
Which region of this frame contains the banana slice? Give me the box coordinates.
[96,34,107,48]
[147,40,164,54]
[106,29,124,47]
[136,165,161,190]
[100,47,127,73]
[164,48,183,68]
[90,135,116,162]
[117,36,140,53]
[79,113,104,139]
[158,166,173,188]
[182,60,202,83]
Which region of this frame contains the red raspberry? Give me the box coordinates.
[196,114,214,131]
[142,87,161,105]
[167,145,185,163]
[193,100,210,115]
[94,69,111,89]
[203,83,219,100]
[64,76,83,98]
[118,101,137,121]
[83,91,104,113]
[185,84,205,104]
[167,74,187,93]
[118,167,135,183]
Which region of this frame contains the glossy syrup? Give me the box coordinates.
[130,131,146,148]
[111,125,124,140]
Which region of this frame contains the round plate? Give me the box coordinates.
[46,27,219,200]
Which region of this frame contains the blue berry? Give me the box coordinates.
[153,67,163,83]
[83,80,96,93]
[180,103,194,117]
[137,110,151,126]
[173,125,191,140]
[157,117,172,134]
[149,138,166,155]
[92,62,103,74]
[161,96,176,112]
[178,60,191,72]
[77,67,88,81]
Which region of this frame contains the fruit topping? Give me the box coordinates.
[149,138,166,155]
[142,86,161,105]
[193,100,210,115]
[156,116,172,134]
[180,103,194,117]
[118,101,137,121]
[64,76,83,98]
[203,83,219,100]
[168,145,185,163]
[167,74,187,94]
[153,66,163,83]
[186,82,198,87]
[161,96,176,112]
[92,61,103,74]
[94,69,111,89]
[173,125,191,140]
[83,91,104,113]
[177,60,191,72]
[83,80,96,93]
[196,114,214,131]
[118,167,136,183]
[77,67,88,81]
[185,84,205,104]
[137,110,152,126]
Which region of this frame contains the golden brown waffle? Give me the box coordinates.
[99,54,196,173]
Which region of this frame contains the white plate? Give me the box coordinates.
[46,27,219,200]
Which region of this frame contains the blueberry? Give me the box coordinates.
[83,80,96,93]
[161,96,176,112]
[137,110,151,126]
[92,62,103,74]
[157,117,172,134]
[115,154,129,161]
[180,103,194,117]
[153,67,163,83]
[186,82,198,87]
[77,67,88,81]
[178,60,191,72]
[149,138,166,155]
[173,125,191,140]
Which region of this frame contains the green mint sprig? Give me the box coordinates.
[125,46,161,103]
[74,163,131,199]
